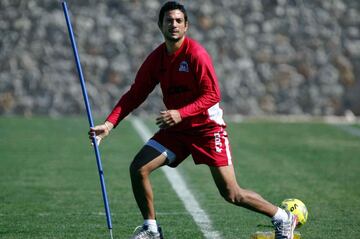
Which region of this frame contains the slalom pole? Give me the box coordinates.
[61,1,113,238]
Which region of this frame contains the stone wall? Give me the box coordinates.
[0,0,359,117]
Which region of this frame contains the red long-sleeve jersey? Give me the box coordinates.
[106,37,226,132]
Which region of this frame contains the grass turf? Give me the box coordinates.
[0,117,359,238]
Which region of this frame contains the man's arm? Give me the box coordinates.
[90,54,159,144]
[178,51,221,119]
[106,56,159,127]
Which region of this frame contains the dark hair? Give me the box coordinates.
[158,1,188,28]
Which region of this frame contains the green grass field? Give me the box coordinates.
[1,117,360,239]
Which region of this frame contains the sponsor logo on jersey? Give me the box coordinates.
[168,85,190,95]
[179,61,189,72]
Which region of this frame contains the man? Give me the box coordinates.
[89,1,297,239]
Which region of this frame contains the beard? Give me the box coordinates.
[165,35,180,42]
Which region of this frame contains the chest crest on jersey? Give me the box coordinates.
[179,61,189,72]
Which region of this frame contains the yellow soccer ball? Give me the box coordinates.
[280,198,308,227]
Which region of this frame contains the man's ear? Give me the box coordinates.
[184,21,188,32]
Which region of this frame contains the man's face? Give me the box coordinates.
[160,9,188,42]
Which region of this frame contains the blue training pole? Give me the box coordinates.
[62,2,113,238]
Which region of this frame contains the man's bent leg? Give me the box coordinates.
[130,145,168,220]
[209,165,277,217]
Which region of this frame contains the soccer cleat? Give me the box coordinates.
[272,211,298,239]
[130,225,164,239]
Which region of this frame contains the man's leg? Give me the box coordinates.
[209,164,277,217]
[210,165,297,239]
[129,145,167,220]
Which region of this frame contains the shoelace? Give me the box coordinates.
[273,214,297,239]
[274,220,291,237]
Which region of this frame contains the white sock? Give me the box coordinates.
[272,207,288,222]
[144,219,158,233]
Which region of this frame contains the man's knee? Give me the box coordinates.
[219,186,246,204]
[130,145,167,180]
[129,154,149,178]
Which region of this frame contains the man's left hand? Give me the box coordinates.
[156,110,182,129]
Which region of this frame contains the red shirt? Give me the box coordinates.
[106,37,226,132]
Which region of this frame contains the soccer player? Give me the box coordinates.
[89,1,297,239]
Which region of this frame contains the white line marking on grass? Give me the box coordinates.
[334,124,360,138]
[131,116,222,239]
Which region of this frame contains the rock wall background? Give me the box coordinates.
[0,0,359,117]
